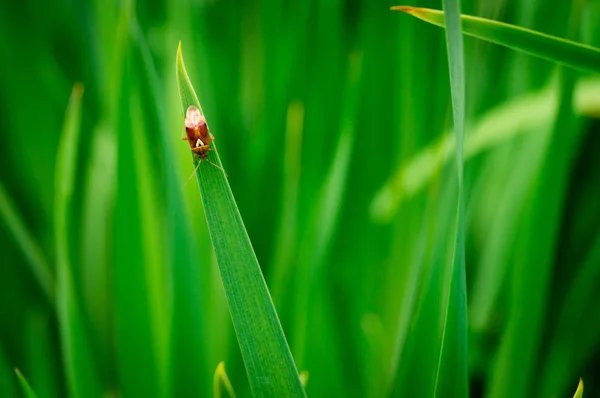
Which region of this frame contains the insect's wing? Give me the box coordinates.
[186,105,202,127]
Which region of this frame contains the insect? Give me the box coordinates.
[182,105,224,175]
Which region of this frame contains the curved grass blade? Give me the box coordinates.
[55,84,103,398]
[213,362,236,398]
[487,69,580,398]
[370,77,600,222]
[432,0,468,396]
[391,6,600,74]
[176,42,305,397]
[0,181,54,303]
[15,369,39,398]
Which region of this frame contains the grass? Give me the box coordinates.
[176,43,305,397]
[0,0,599,397]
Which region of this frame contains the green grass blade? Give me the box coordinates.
[213,362,236,398]
[370,77,600,222]
[55,84,103,398]
[488,68,580,398]
[15,369,39,398]
[132,22,212,396]
[24,311,61,398]
[391,6,600,74]
[291,53,360,371]
[573,379,584,398]
[0,343,17,398]
[433,0,468,396]
[0,181,54,304]
[176,43,305,398]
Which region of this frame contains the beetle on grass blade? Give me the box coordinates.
[182,105,225,177]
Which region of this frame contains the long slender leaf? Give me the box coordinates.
[55,84,103,398]
[391,6,600,74]
[213,362,236,398]
[370,77,600,222]
[573,379,584,398]
[433,0,468,396]
[176,42,305,397]
[488,69,581,398]
[15,369,39,398]
[0,182,53,303]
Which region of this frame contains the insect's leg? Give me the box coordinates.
[185,158,203,185]
[204,158,228,177]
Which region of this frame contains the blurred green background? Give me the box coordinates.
[0,0,599,396]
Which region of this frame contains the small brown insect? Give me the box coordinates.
[182,105,224,175]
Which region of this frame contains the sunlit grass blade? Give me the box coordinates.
[432,0,468,396]
[488,69,581,398]
[79,124,115,387]
[176,42,305,397]
[370,77,600,222]
[573,379,584,398]
[0,181,54,304]
[112,74,167,397]
[15,369,39,398]
[269,100,304,305]
[391,6,600,74]
[213,362,236,398]
[55,84,103,398]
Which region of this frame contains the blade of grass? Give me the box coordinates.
[291,53,360,370]
[25,310,60,398]
[389,172,458,398]
[488,68,580,398]
[55,84,103,398]
[15,369,39,398]
[432,0,468,396]
[391,6,600,74]
[176,42,305,397]
[112,74,165,398]
[0,342,17,398]
[370,76,600,222]
[132,21,212,397]
[269,100,304,306]
[0,181,54,304]
[469,123,550,333]
[573,379,584,398]
[214,362,236,398]
[79,124,116,389]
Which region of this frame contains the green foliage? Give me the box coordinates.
[0,0,598,397]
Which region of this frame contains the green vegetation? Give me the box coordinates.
[0,0,598,397]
